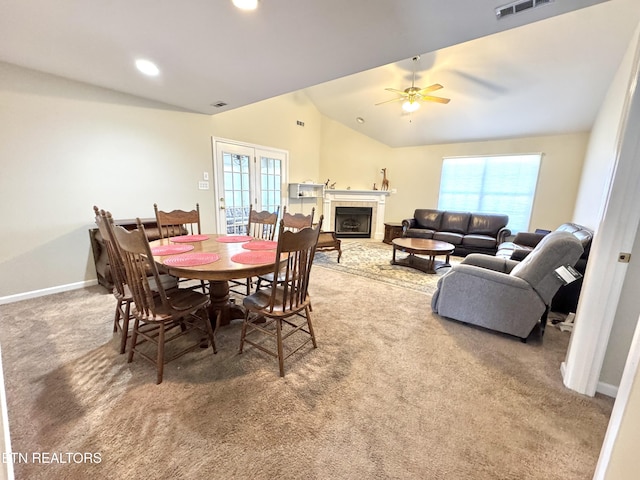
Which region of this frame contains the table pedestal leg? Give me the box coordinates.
[209,281,245,326]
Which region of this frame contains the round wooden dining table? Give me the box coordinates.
[148,234,281,326]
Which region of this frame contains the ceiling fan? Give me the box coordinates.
[376,56,450,112]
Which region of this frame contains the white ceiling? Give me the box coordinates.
[1,0,638,147]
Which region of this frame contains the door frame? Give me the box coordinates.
[211,137,289,233]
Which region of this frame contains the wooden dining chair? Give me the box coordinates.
[153,202,207,293]
[230,204,281,296]
[280,205,315,233]
[110,216,216,384]
[239,216,323,377]
[93,206,133,354]
[247,204,280,241]
[154,203,201,239]
[255,206,315,291]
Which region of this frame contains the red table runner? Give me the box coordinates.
[162,252,220,267]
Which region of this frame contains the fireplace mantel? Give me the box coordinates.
[323,190,390,240]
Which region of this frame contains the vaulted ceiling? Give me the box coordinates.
[1,0,638,147]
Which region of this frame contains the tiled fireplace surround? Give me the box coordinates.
[322,190,390,240]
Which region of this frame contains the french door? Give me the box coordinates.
[212,139,287,234]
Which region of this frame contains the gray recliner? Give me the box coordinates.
[431,231,584,340]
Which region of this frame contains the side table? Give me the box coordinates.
[383,222,404,245]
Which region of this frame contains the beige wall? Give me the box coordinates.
[0,60,590,302]
[0,62,215,298]
[319,120,588,230]
[603,359,640,479]
[210,92,324,218]
[210,91,323,186]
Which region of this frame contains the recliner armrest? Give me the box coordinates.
[462,254,519,273]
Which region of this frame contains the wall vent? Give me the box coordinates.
[496,0,553,19]
[210,101,228,108]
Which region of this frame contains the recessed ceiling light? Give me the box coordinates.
[135,59,160,77]
[232,0,259,10]
[356,117,365,124]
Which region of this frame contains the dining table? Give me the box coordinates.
[148,233,282,326]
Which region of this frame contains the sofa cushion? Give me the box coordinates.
[413,209,442,230]
[462,234,498,249]
[405,228,435,239]
[440,212,471,234]
[433,231,464,245]
[467,214,509,236]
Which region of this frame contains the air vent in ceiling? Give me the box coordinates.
[496,0,553,19]
[210,101,228,108]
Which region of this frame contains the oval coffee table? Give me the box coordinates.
[391,237,455,274]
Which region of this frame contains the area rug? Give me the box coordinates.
[313,239,460,295]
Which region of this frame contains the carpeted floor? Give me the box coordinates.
[0,245,614,479]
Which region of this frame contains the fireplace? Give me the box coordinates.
[335,206,372,238]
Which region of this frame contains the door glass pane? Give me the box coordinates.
[260,155,281,214]
[223,152,251,234]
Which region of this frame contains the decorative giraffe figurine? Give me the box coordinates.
[381,168,389,191]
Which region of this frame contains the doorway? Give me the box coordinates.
[212,139,287,234]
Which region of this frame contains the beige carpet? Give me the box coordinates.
[0,260,613,479]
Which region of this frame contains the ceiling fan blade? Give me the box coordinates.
[417,84,444,94]
[384,87,409,96]
[420,95,451,104]
[375,97,405,106]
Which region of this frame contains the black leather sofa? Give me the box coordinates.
[401,209,510,256]
[496,222,594,313]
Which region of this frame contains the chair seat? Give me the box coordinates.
[244,287,310,315]
[135,289,210,322]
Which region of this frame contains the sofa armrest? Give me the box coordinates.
[402,218,416,234]
[512,231,546,247]
[496,227,511,244]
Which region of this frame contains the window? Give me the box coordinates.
[438,154,541,234]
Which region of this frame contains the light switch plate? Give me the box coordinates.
[198,181,210,190]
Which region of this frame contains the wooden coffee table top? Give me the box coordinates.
[392,237,455,255]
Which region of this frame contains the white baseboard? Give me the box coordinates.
[561,361,618,398]
[596,381,619,398]
[0,279,98,305]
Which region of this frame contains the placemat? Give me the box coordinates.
[242,240,278,251]
[169,234,210,243]
[231,251,277,265]
[216,235,253,243]
[150,244,195,256]
[162,252,220,267]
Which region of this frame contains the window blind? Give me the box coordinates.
[438,154,541,234]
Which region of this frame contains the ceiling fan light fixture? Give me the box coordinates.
[232,0,259,10]
[402,100,420,113]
